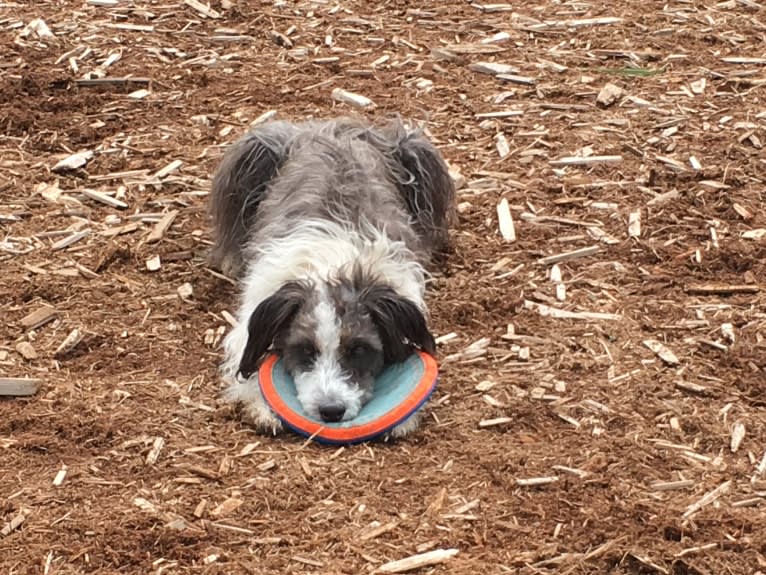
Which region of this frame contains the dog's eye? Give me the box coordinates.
[289,340,318,363]
[300,344,318,359]
[347,342,372,357]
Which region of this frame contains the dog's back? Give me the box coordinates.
[209,118,455,278]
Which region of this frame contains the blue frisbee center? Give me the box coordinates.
[267,354,428,428]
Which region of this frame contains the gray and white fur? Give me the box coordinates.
[209,117,455,438]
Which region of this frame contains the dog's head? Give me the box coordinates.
[237,272,435,423]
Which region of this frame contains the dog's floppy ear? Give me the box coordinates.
[238,281,309,379]
[362,285,436,364]
[209,121,299,278]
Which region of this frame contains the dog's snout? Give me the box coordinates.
[318,403,346,422]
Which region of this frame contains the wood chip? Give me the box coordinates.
[742,228,766,240]
[730,422,746,453]
[20,18,54,39]
[685,284,759,295]
[252,536,283,545]
[471,3,513,13]
[549,155,623,166]
[732,202,753,220]
[721,56,766,64]
[51,230,90,251]
[480,31,511,44]
[731,497,763,508]
[441,43,505,55]
[545,16,624,28]
[596,82,623,107]
[496,198,516,241]
[331,88,376,108]
[53,465,68,487]
[538,245,600,265]
[146,210,178,243]
[0,513,27,537]
[479,417,513,428]
[52,150,93,172]
[377,549,459,573]
[648,479,695,492]
[75,77,150,87]
[54,329,83,357]
[80,189,128,209]
[177,283,194,299]
[682,480,731,519]
[127,88,150,100]
[152,160,183,180]
[211,497,243,518]
[524,300,621,321]
[15,341,38,360]
[251,110,277,126]
[643,339,680,365]
[675,380,708,394]
[193,500,208,518]
[145,436,165,465]
[0,378,42,397]
[754,450,766,482]
[21,305,59,330]
[497,73,536,85]
[516,476,559,486]
[474,110,523,119]
[133,497,158,513]
[184,0,221,18]
[292,555,323,567]
[359,521,399,541]
[690,78,706,95]
[646,189,679,206]
[677,543,720,559]
[495,132,510,158]
[551,465,587,478]
[146,255,161,271]
[469,61,520,76]
[628,210,641,238]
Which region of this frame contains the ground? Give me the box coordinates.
[1,1,765,574]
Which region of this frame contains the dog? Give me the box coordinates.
[208,116,455,438]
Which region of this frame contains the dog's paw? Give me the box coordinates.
[383,412,422,442]
[207,246,243,281]
[242,402,284,436]
[223,380,283,435]
[256,414,284,436]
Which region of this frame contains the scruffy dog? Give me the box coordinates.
[209,117,455,437]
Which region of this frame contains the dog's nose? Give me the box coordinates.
[318,403,345,422]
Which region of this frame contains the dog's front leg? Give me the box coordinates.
[222,321,283,435]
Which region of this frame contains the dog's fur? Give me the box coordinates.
[209,117,454,438]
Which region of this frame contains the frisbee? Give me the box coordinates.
[258,351,439,445]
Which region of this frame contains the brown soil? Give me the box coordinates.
[1,1,765,574]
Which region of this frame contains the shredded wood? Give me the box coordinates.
[643,339,680,366]
[376,549,459,573]
[524,300,621,321]
[3,3,766,572]
[682,481,732,519]
[0,378,42,397]
[516,476,560,487]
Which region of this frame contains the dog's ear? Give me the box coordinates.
[376,122,456,255]
[362,285,436,364]
[209,121,299,278]
[238,281,309,379]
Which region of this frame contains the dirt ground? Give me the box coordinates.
[2,1,765,573]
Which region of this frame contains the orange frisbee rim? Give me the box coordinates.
[258,351,439,444]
